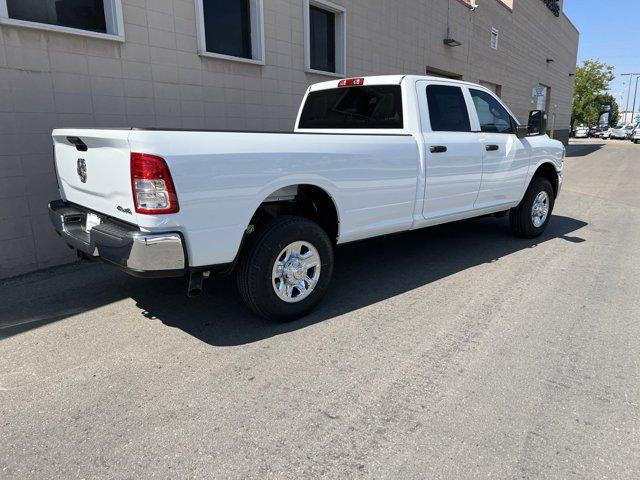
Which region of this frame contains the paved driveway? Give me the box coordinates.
[1,138,639,479]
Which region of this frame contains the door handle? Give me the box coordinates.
[485,144,500,151]
[430,145,447,153]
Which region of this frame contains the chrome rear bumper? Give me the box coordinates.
[48,200,186,278]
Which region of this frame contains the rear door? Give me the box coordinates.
[52,129,137,223]
[468,89,528,208]
[417,81,484,219]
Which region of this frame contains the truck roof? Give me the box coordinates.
[308,75,483,92]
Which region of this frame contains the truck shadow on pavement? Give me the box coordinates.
[143,214,588,345]
[0,215,587,345]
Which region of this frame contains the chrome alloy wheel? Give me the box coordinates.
[272,241,321,303]
[531,191,550,228]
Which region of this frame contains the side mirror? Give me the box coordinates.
[528,110,547,135]
[516,125,529,139]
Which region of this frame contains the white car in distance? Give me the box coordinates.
[49,75,565,321]
[610,124,631,139]
[624,124,635,139]
[574,125,589,138]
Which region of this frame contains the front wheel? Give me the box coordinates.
[236,216,334,322]
[509,177,555,238]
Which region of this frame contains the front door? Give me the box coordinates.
[468,88,529,208]
[418,82,484,219]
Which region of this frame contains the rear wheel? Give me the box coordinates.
[236,216,334,322]
[509,177,555,238]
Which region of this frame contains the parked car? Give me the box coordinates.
[610,124,630,139]
[589,125,599,137]
[624,124,635,139]
[574,125,589,138]
[596,126,611,139]
[632,125,640,144]
[49,75,565,321]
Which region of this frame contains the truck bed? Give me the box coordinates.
[53,128,420,267]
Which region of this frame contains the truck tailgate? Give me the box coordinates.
[52,129,137,223]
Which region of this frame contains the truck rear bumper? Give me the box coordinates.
[48,200,186,278]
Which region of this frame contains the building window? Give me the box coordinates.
[490,27,499,50]
[0,0,124,40]
[196,0,265,65]
[304,0,346,77]
[310,6,335,73]
[203,0,251,59]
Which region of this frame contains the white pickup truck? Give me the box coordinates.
[50,75,564,321]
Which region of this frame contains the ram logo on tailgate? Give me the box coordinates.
[77,158,87,183]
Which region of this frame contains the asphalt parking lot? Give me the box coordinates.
[1,138,639,479]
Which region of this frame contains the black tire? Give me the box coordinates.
[236,215,334,322]
[509,176,555,239]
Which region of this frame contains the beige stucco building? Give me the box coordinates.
[0,0,578,279]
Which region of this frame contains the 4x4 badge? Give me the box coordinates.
[77,158,87,183]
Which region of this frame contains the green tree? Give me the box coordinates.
[572,60,615,127]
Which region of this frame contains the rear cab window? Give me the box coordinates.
[298,85,404,129]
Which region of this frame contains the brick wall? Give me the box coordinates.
[0,0,578,279]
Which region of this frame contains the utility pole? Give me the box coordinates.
[625,79,632,114]
[632,76,640,125]
[621,73,640,123]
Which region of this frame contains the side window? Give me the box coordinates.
[470,89,514,134]
[426,85,471,132]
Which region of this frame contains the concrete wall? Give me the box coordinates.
[0,0,579,279]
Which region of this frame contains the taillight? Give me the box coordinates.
[338,78,365,88]
[130,152,179,214]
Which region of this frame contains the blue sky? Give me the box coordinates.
[563,0,640,111]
